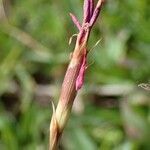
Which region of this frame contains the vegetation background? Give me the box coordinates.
[0,0,150,149]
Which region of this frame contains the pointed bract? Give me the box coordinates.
[69,13,81,30]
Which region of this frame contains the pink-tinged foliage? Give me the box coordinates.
[89,0,94,18]
[89,0,104,26]
[71,0,104,28]
[50,1,105,149]
[69,13,81,31]
[69,0,105,91]
[83,0,91,23]
[76,52,87,90]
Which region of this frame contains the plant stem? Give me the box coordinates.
[49,1,105,149]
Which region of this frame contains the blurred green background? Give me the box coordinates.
[0,0,150,149]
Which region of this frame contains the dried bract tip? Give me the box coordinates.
[50,102,60,150]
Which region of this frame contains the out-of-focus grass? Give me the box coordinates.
[0,0,150,150]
